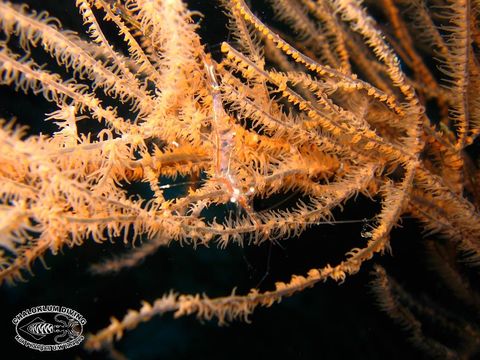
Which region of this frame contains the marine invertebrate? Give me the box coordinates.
[0,0,478,356]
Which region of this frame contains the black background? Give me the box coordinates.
[0,1,477,359]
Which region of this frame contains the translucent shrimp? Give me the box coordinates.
[202,54,256,219]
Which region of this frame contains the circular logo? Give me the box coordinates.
[12,305,86,351]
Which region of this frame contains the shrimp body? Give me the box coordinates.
[202,55,256,215]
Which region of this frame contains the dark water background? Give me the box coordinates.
[0,1,477,359]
